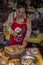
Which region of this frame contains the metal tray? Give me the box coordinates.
[20,55,38,63]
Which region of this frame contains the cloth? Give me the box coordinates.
[8,13,27,45]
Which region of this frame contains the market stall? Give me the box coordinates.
[0,0,43,65]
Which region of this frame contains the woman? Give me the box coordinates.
[5,1,31,48]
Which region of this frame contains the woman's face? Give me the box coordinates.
[16,8,25,18]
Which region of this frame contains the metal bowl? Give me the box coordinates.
[20,55,38,63]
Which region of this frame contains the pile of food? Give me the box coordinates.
[6,59,20,65]
[0,55,9,65]
[25,48,39,55]
[21,58,35,65]
[5,46,14,52]
[0,55,20,65]
[0,45,38,65]
[4,45,24,54]
[20,55,37,65]
[29,48,39,54]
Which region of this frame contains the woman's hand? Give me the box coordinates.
[13,31,18,37]
[22,40,27,48]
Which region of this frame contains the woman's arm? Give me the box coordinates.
[24,18,32,40]
[4,12,17,37]
[23,18,32,47]
[6,12,14,34]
